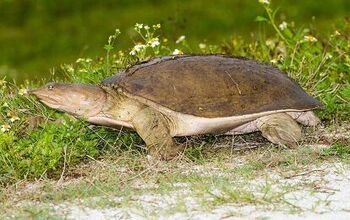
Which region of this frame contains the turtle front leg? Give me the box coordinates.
[256,113,302,148]
[131,107,184,160]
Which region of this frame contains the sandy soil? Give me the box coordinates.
[21,162,348,220]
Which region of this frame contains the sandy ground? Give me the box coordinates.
[18,162,348,220]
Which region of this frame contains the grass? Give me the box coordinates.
[321,143,350,161]
[0,1,349,218]
[1,139,348,218]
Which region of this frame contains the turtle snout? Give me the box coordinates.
[28,88,48,100]
[29,88,63,108]
[28,88,41,96]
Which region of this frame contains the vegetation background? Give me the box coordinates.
[1,0,350,82]
[0,1,350,218]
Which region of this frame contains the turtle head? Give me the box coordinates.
[30,83,106,118]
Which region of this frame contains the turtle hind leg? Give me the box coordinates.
[131,107,184,160]
[287,111,321,126]
[256,113,302,148]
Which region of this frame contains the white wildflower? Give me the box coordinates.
[176,35,186,44]
[129,51,136,56]
[144,25,150,30]
[325,53,333,60]
[76,58,84,63]
[172,49,183,55]
[134,23,143,30]
[279,21,287,30]
[265,39,275,48]
[152,24,161,29]
[76,58,92,63]
[1,124,11,133]
[129,44,147,55]
[303,35,318,42]
[108,35,114,44]
[270,59,278,64]
[258,0,270,5]
[199,43,207,49]
[7,112,19,122]
[133,44,146,52]
[149,38,160,48]
[10,117,19,122]
[18,88,28,96]
[331,30,341,38]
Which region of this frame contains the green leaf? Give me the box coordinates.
[104,45,113,51]
[255,16,268,22]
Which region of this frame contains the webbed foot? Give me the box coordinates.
[256,113,302,148]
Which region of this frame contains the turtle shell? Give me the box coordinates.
[101,55,323,118]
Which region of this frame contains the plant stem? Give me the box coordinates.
[264,6,290,45]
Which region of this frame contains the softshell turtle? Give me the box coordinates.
[31,55,323,159]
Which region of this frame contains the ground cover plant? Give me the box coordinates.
[0,1,349,218]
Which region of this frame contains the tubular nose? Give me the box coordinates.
[27,89,37,95]
[28,88,42,96]
[28,88,48,99]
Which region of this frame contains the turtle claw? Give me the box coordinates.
[149,144,185,161]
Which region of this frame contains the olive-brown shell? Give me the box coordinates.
[101,55,323,118]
